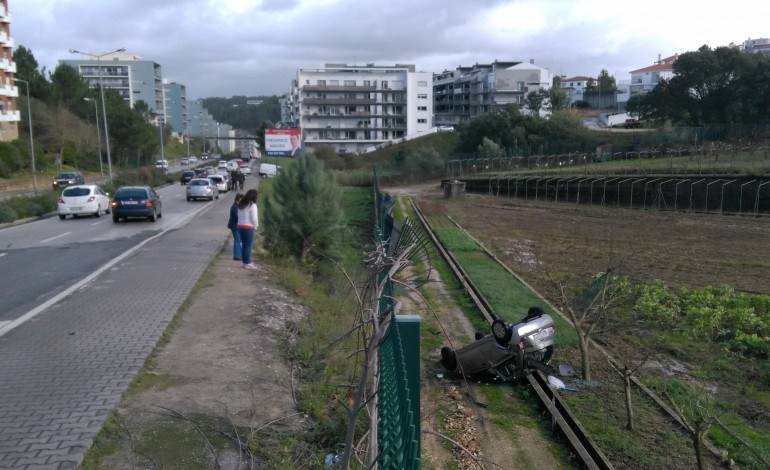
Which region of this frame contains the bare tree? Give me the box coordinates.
[607,355,649,430]
[546,270,631,380]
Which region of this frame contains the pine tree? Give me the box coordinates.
[262,155,344,262]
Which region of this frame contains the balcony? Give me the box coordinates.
[303,84,376,92]
[303,98,376,105]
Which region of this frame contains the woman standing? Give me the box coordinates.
[237,189,259,270]
[227,193,244,260]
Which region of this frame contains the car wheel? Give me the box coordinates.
[112,216,119,223]
[94,205,101,218]
[492,319,512,345]
[187,196,191,201]
[106,206,111,214]
[59,214,66,220]
[148,209,156,222]
[440,347,457,371]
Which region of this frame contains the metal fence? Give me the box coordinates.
[371,169,425,469]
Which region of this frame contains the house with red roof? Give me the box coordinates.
[629,54,678,95]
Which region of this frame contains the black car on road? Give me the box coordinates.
[180,170,195,185]
[111,186,162,223]
[52,171,85,190]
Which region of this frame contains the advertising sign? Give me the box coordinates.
[265,128,303,157]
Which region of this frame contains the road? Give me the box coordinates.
[0,171,257,469]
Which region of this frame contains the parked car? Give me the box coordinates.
[437,125,455,132]
[624,118,641,129]
[180,170,196,185]
[52,171,85,190]
[258,163,280,178]
[57,184,111,220]
[207,174,229,193]
[186,178,219,201]
[111,186,162,223]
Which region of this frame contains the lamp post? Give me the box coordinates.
[185,119,191,158]
[69,48,126,184]
[13,78,37,194]
[83,97,104,179]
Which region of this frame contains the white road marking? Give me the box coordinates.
[40,232,72,243]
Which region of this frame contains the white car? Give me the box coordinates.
[218,160,228,170]
[155,159,169,169]
[208,174,229,193]
[181,157,190,165]
[188,156,198,164]
[57,184,111,220]
[237,164,251,176]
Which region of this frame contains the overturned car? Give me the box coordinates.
[441,307,555,381]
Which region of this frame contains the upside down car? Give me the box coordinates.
[441,306,555,381]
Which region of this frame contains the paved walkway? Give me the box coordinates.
[0,201,230,469]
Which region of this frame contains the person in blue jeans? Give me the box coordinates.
[236,189,259,270]
[227,193,244,260]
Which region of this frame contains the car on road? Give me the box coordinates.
[186,178,219,201]
[237,164,251,176]
[111,186,162,223]
[155,159,169,169]
[57,184,111,220]
[218,160,228,170]
[181,157,190,165]
[52,171,85,190]
[437,125,455,132]
[188,156,198,164]
[193,167,210,178]
[207,174,229,193]
[180,170,196,185]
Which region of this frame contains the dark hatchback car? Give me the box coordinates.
[193,167,209,178]
[52,171,85,190]
[111,186,162,223]
[180,170,196,185]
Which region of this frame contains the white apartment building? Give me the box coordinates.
[290,63,433,155]
[0,0,19,142]
[560,75,592,105]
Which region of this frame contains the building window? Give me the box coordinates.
[345,80,355,86]
[318,80,326,86]
[382,80,389,90]
[417,94,427,99]
[417,81,428,87]
[417,118,427,123]
[330,80,339,86]
[417,106,427,111]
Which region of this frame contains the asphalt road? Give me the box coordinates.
[0,171,259,469]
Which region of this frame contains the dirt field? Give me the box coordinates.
[407,184,770,469]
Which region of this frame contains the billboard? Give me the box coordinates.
[264,128,303,157]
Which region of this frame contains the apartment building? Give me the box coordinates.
[60,53,165,116]
[434,60,554,125]
[290,63,433,155]
[163,82,188,135]
[0,0,19,142]
[560,76,592,105]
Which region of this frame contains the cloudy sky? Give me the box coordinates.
[12,0,769,100]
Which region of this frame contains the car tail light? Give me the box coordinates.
[58,198,65,204]
[87,196,96,202]
[145,200,152,208]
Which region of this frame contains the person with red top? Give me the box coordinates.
[236,189,259,269]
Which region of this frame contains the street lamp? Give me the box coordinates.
[83,97,104,179]
[13,78,37,194]
[69,47,126,184]
[185,119,191,158]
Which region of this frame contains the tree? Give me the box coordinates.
[262,155,344,262]
[597,69,617,92]
[547,271,631,380]
[549,87,569,112]
[476,137,503,159]
[525,88,550,116]
[13,45,51,101]
[585,77,597,92]
[457,104,524,153]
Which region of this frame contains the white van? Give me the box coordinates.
[155,159,169,169]
[258,163,281,178]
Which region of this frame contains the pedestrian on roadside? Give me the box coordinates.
[237,170,246,190]
[227,192,244,261]
[237,188,259,270]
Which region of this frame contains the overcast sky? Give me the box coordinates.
[12,0,770,100]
